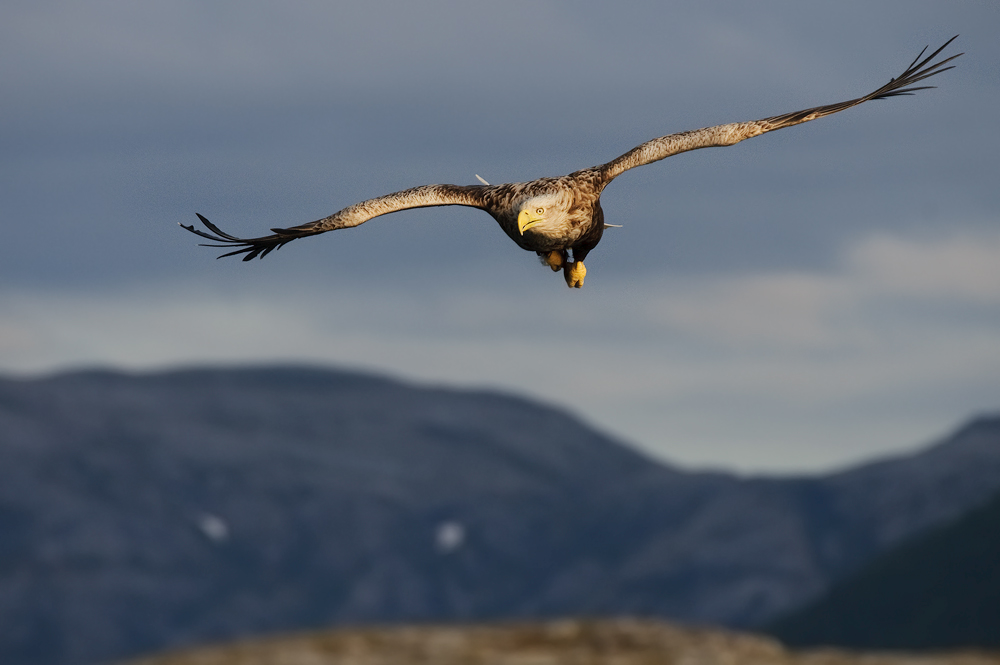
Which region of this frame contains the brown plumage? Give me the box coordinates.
[182,38,960,288]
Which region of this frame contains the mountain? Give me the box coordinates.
[767,488,1000,649]
[1,366,998,665]
[119,618,1000,665]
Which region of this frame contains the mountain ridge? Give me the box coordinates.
[1,365,998,665]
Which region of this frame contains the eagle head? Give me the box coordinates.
[516,193,567,236]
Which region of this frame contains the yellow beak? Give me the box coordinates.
[517,209,544,235]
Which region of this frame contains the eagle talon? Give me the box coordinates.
[542,251,565,272]
[564,261,586,288]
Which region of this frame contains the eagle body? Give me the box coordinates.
[484,171,606,255]
[184,38,960,288]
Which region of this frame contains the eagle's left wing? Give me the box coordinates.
[182,183,489,260]
[597,37,960,184]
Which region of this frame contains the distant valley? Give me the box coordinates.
[1,366,998,665]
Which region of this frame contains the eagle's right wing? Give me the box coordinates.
[181,183,490,260]
[597,37,960,184]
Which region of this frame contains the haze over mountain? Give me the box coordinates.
[1,366,998,665]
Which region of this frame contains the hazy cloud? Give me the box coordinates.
[647,230,1000,348]
[2,0,997,471]
[849,232,1000,303]
[3,230,997,471]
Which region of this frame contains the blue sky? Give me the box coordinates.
[2,1,998,472]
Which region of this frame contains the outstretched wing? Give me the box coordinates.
[597,37,961,183]
[181,183,489,260]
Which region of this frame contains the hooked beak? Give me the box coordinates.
[517,209,544,235]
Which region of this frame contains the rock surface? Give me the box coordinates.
[122,619,1000,665]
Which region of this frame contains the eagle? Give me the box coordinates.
[183,38,959,288]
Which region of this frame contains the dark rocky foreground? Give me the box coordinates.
[122,619,1000,665]
[1,366,999,664]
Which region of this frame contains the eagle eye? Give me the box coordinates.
[536,207,544,214]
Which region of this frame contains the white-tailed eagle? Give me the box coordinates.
[183,38,960,288]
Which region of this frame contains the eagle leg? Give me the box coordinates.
[540,250,565,272]
[564,261,586,288]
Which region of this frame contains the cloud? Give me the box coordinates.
[848,232,1000,303]
[642,230,1000,350]
[1,0,997,472]
[646,273,850,348]
[2,230,997,472]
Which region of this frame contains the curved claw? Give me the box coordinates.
[540,251,565,272]
[564,261,586,288]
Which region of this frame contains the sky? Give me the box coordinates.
[1,1,998,473]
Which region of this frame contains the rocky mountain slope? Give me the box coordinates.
[768,488,1000,649]
[1,366,998,665]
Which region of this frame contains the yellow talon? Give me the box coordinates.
[542,251,564,271]
[564,261,586,288]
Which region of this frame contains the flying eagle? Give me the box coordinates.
[183,38,960,288]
